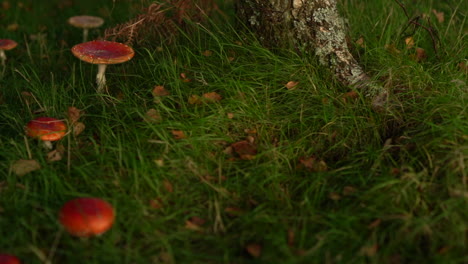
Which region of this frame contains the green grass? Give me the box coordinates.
[1,0,467,263]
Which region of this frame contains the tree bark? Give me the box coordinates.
[236,0,388,110]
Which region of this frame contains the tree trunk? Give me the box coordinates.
[236,0,388,110]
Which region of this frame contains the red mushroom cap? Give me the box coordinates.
[26,117,67,142]
[0,254,21,264]
[71,40,134,65]
[68,15,104,29]
[0,39,18,51]
[59,197,115,237]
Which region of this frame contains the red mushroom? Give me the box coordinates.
[59,197,115,237]
[0,254,21,264]
[0,39,18,67]
[68,15,104,42]
[71,40,134,92]
[25,117,67,149]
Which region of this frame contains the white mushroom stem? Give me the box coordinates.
[0,50,6,67]
[42,140,53,150]
[96,64,107,93]
[82,29,89,43]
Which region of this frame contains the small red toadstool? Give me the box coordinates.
[68,15,104,42]
[0,39,18,67]
[59,197,115,237]
[26,117,67,149]
[0,254,21,264]
[71,40,134,92]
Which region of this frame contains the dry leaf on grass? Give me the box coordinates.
[287,229,295,247]
[359,244,379,257]
[144,109,162,123]
[405,37,415,49]
[149,198,164,210]
[185,216,206,232]
[47,149,63,162]
[342,186,357,196]
[171,130,186,139]
[189,92,222,105]
[11,159,41,176]
[355,36,365,48]
[7,23,18,31]
[246,243,262,258]
[202,50,213,56]
[188,95,202,105]
[67,106,82,124]
[224,207,245,217]
[72,122,85,136]
[285,81,299,90]
[432,9,445,23]
[298,156,328,172]
[385,44,401,55]
[457,61,467,74]
[163,179,173,193]
[414,47,427,62]
[231,140,257,160]
[341,90,359,103]
[180,73,191,83]
[202,92,222,102]
[368,219,382,229]
[152,85,170,97]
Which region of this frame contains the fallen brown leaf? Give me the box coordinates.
[144,108,162,123]
[231,140,257,160]
[202,50,213,57]
[359,244,379,257]
[152,85,170,97]
[298,156,328,172]
[47,149,63,162]
[7,23,18,31]
[341,90,359,103]
[171,130,186,139]
[414,47,427,62]
[72,122,85,136]
[224,207,245,217]
[368,219,382,229]
[405,37,415,49]
[180,73,191,83]
[185,216,206,232]
[285,81,299,90]
[163,179,174,193]
[287,229,295,247]
[385,44,401,55]
[67,106,82,124]
[246,243,262,258]
[328,192,341,201]
[202,92,222,102]
[342,186,357,196]
[11,159,41,176]
[432,9,445,23]
[355,36,365,48]
[149,198,164,210]
[457,61,467,74]
[188,95,202,105]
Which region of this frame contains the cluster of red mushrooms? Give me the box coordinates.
[1,15,128,263]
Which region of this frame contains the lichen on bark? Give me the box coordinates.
[236,0,388,110]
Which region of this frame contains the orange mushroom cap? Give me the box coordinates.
[59,197,115,237]
[26,117,67,142]
[71,40,134,65]
[68,15,104,29]
[0,39,18,51]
